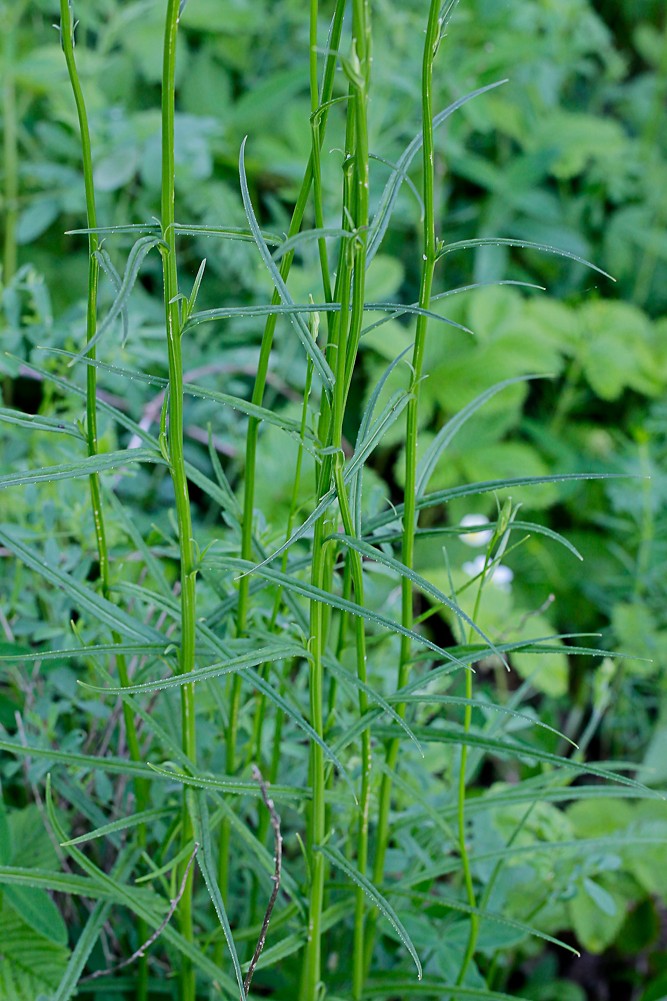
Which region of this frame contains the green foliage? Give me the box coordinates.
[1,0,666,999]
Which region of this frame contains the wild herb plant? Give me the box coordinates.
[0,2,665,1000]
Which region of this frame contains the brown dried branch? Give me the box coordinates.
[82,842,200,983]
[244,766,283,996]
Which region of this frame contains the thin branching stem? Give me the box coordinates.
[244,767,283,995]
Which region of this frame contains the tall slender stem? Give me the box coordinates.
[220,0,346,909]
[60,6,149,996]
[367,0,441,970]
[160,4,197,998]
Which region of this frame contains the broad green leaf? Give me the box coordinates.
[3,886,67,946]
[0,898,70,998]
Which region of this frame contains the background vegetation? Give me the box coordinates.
[1,0,666,999]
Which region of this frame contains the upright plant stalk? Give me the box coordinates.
[367,0,442,970]
[220,0,346,908]
[160,4,197,999]
[301,4,372,995]
[59,5,149,996]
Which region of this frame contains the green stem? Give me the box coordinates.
[59,6,149,996]
[221,0,346,912]
[334,463,370,1000]
[367,0,441,972]
[160,4,197,999]
[454,557,488,987]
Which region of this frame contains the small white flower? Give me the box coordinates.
[491,564,514,592]
[460,514,493,547]
[463,554,514,592]
[462,554,486,577]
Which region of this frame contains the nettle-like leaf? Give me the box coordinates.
[0,899,70,1000]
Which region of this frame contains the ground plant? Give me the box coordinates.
[1,1,666,1000]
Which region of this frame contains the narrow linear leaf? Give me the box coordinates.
[0,642,166,664]
[0,527,165,642]
[173,222,282,245]
[361,280,544,338]
[45,780,239,993]
[335,535,508,666]
[372,724,661,796]
[238,137,334,393]
[80,643,305,695]
[206,556,467,669]
[324,655,422,753]
[192,792,247,1000]
[415,375,544,499]
[385,693,572,744]
[436,237,615,281]
[68,235,164,364]
[53,849,138,1001]
[61,808,172,847]
[0,448,163,489]
[66,224,160,236]
[146,763,310,805]
[317,843,422,980]
[363,980,531,999]
[271,226,354,261]
[364,472,631,533]
[0,737,158,778]
[0,408,83,439]
[367,80,508,262]
[390,887,579,956]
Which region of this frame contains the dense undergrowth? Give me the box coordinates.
[1,1,666,999]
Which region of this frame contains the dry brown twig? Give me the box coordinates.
[81,841,200,983]
[244,765,283,996]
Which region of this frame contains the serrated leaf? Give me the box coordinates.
[0,898,70,999]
